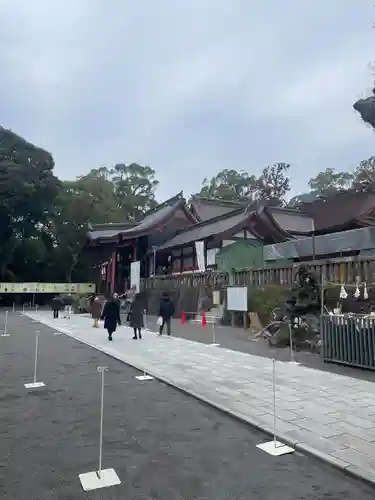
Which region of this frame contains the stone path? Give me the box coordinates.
[24,311,375,485]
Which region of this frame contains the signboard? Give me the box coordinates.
[227,286,248,312]
[206,248,219,267]
[195,241,206,272]
[130,261,141,292]
[0,283,96,294]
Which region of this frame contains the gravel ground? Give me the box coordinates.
[143,314,375,382]
[1,312,375,499]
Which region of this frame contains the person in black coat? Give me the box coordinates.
[158,292,175,336]
[51,295,64,319]
[129,293,144,340]
[101,294,121,341]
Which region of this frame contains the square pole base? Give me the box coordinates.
[24,382,46,389]
[257,440,294,456]
[79,468,120,491]
[1,333,11,337]
[207,343,220,347]
[288,361,300,365]
[135,375,154,381]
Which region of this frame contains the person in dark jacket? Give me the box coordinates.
[158,292,175,336]
[101,294,121,341]
[51,295,64,319]
[129,293,144,339]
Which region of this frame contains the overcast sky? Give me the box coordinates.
[1,0,374,201]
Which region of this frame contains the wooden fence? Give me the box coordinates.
[141,255,375,290]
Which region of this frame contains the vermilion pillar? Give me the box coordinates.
[110,251,116,295]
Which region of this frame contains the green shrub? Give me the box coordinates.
[247,286,289,325]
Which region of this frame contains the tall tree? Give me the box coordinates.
[256,162,291,203]
[50,183,96,282]
[352,156,375,189]
[110,163,159,220]
[198,169,258,202]
[0,127,60,279]
[308,167,354,196]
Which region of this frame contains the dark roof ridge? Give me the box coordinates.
[173,206,247,236]
[190,195,246,207]
[139,191,184,220]
[265,205,312,217]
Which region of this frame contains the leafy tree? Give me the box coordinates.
[256,162,291,203]
[308,168,353,195]
[0,127,60,279]
[110,163,159,220]
[352,156,375,189]
[50,183,96,282]
[74,168,123,223]
[199,169,259,202]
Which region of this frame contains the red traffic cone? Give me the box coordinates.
[181,311,186,325]
[201,312,207,326]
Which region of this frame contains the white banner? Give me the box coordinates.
[195,241,206,272]
[130,261,141,292]
[0,283,96,294]
[206,248,219,267]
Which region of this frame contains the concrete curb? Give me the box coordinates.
[22,313,375,489]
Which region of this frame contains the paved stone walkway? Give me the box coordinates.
[24,311,375,485]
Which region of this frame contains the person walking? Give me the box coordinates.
[51,295,64,319]
[129,293,144,339]
[158,292,175,336]
[101,294,121,341]
[90,296,103,328]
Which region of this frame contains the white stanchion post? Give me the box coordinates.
[136,368,154,381]
[256,358,294,456]
[208,321,220,347]
[288,321,300,365]
[98,366,105,477]
[35,304,38,313]
[78,366,121,491]
[1,311,10,337]
[12,302,15,313]
[22,303,25,313]
[25,331,45,389]
[143,310,148,331]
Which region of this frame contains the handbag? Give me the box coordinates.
[157,316,163,326]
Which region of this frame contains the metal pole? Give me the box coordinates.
[272,358,276,446]
[312,220,316,262]
[212,322,216,344]
[33,332,40,384]
[4,311,8,335]
[144,310,148,330]
[97,366,108,478]
[35,304,38,313]
[289,320,295,362]
[32,293,35,307]
[22,303,25,313]
[320,272,325,358]
[12,302,15,313]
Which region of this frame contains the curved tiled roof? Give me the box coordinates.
[88,193,197,242]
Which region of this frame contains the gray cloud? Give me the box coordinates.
[0,0,374,200]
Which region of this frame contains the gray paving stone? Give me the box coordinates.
[295,418,344,439]
[332,433,375,457]
[333,447,375,476]
[328,412,374,430]
[285,429,348,455]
